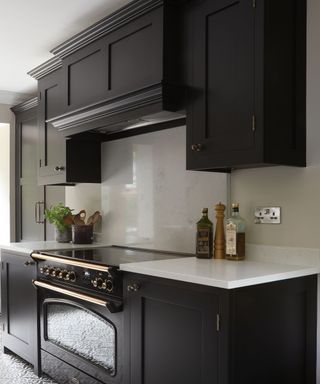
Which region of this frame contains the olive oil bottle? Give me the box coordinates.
[226,203,246,260]
[196,208,213,259]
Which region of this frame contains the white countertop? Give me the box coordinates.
[0,241,109,255]
[1,242,319,289]
[119,257,320,289]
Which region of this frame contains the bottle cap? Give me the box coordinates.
[232,203,240,208]
[202,208,208,213]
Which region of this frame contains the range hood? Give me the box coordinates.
[47,84,186,138]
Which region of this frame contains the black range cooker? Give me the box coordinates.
[31,246,181,384]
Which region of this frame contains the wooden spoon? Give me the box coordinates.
[73,210,86,225]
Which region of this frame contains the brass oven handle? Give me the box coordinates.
[31,252,110,272]
[32,280,108,307]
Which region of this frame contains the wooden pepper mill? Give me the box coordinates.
[214,202,226,259]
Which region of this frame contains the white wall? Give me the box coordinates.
[0,104,15,242]
[100,126,227,253]
[230,0,320,249]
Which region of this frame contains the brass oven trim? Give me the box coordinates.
[32,280,108,307]
[31,252,110,272]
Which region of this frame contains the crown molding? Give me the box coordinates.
[11,97,38,113]
[50,0,163,59]
[27,56,62,80]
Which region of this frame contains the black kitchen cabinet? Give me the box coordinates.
[124,274,316,384]
[186,0,306,171]
[1,251,38,371]
[39,0,185,137]
[12,99,65,241]
[37,68,101,185]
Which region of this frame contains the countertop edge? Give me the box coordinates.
[120,262,320,289]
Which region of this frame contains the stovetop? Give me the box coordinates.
[40,246,186,268]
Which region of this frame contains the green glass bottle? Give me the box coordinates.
[196,208,213,259]
[226,203,246,261]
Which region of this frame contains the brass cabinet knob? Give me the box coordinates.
[24,260,35,267]
[127,283,140,292]
[191,144,202,152]
[54,166,65,172]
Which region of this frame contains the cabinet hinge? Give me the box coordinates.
[216,314,220,332]
[253,0,256,8]
[252,115,256,132]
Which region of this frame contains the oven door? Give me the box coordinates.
[36,280,123,384]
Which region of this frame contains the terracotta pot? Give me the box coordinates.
[55,227,72,243]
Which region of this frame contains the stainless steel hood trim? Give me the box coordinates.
[47,84,164,132]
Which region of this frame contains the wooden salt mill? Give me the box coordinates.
[214,202,226,259]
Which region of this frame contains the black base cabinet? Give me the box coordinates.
[124,274,317,384]
[1,251,38,372]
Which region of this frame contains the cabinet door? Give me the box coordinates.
[124,275,219,384]
[63,7,163,112]
[1,252,37,367]
[186,0,256,170]
[16,107,45,241]
[38,68,67,184]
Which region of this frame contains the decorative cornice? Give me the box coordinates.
[48,85,163,132]
[11,97,38,114]
[50,0,163,59]
[27,56,62,80]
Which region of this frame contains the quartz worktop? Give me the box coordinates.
[1,241,319,289]
[119,257,320,289]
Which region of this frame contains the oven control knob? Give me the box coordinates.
[50,268,57,277]
[91,277,103,288]
[104,279,114,292]
[69,271,76,282]
[60,270,70,280]
[55,268,61,277]
[44,266,50,276]
[39,267,45,274]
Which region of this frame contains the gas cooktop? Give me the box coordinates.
[39,246,186,268]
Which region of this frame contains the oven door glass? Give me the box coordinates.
[44,299,116,374]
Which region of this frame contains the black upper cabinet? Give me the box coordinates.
[37,69,101,185]
[186,0,306,171]
[44,0,185,137]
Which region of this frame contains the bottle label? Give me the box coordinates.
[226,222,237,255]
[197,228,210,255]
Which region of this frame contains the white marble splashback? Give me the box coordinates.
[100,126,227,253]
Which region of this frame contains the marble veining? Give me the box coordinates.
[101,126,227,253]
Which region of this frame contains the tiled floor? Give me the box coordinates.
[0,325,58,384]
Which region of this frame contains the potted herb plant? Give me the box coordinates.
[44,203,73,243]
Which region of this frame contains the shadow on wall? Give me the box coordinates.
[0,123,10,243]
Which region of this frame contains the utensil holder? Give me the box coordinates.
[72,224,93,244]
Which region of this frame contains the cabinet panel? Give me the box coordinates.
[39,69,66,182]
[125,275,219,384]
[187,0,255,170]
[68,46,106,108]
[63,7,163,113]
[1,252,37,368]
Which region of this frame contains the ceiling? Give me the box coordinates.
[0,0,131,105]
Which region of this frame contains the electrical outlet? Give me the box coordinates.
[254,207,281,224]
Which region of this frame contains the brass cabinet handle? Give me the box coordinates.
[191,144,202,152]
[127,283,140,292]
[54,166,65,172]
